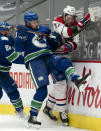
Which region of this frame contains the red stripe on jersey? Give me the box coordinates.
[51,73,57,83]
[49,94,67,101]
[49,94,55,100]
[67,27,73,36]
[55,98,67,101]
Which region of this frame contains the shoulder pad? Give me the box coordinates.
[54,16,65,24]
[39,25,51,35]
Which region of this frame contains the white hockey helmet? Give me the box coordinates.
[63,6,76,16]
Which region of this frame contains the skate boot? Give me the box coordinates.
[43,105,57,121]
[74,73,91,92]
[16,110,28,120]
[59,112,69,126]
[28,115,41,128]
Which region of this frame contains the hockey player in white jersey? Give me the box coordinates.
[43,5,91,126]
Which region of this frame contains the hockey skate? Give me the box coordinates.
[28,115,41,128]
[74,73,91,92]
[59,112,69,126]
[43,105,58,121]
[16,110,28,120]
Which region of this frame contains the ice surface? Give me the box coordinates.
[0,113,90,131]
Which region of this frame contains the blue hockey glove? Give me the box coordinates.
[17,25,28,38]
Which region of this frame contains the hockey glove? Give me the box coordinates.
[17,25,28,40]
[65,41,77,52]
[78,13,90,28]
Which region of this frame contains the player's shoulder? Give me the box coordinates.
[0,35,10,47]
[73,20,78,26]
[0,35,9,41]
[38,25,51,34]
[53,16,65,24]
[0,35,9,43]
[39,25,50,30]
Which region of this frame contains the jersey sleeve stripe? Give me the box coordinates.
[65,67,75,79]
[6,51,19,62]
[0,65,11,72]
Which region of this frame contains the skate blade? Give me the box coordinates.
[27,123,41,129]
[79,74,91,92]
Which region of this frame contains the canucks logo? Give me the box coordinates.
[32,34,47,48]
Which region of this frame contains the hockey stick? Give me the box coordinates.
[0,16,90,41]
[0,25,56,39]
[52,22,90,54]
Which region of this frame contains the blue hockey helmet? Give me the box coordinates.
[0,22,9,31]
[24,11,39,22]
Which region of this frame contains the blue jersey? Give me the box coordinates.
[15,25,58,67]
[0,34,24,72]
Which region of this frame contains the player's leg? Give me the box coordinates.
[54,79,69,126]
[0,72,27,119]
[49,55,90,91]
[43,69,58,121]
[44,69,69,125]
[28,58,49,127]
[43,85,57,121]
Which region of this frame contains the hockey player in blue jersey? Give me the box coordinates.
[15,11,90,127]
[0,22,27,119]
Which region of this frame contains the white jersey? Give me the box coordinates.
[53,16,80,38]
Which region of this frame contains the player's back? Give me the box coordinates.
[0,35,13,71]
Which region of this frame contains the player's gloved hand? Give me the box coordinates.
[17,25,28,38]
[78,13,90,28]
[60,45,69,53]
[65,41,78,52]
[0,87,3,99]
[51,32,62,41]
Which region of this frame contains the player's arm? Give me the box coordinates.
[49,32,77,53]
[78,13,90,28]
[0,37,24,64]
[14,25,28,53]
